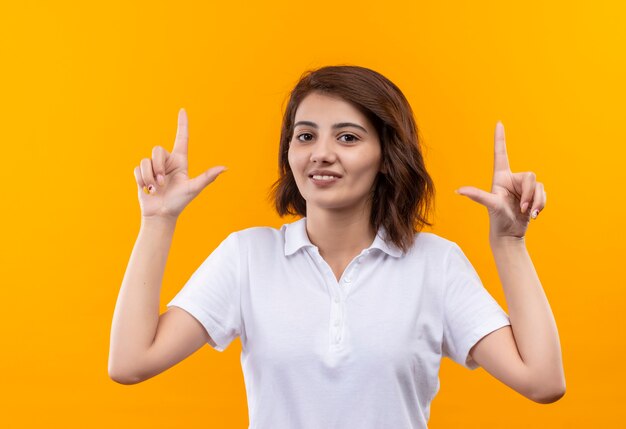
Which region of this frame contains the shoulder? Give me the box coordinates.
[229,224,287,251]
[232,224,283,240]
[410,231,459,257]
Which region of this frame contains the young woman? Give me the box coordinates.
[109,65,565,428]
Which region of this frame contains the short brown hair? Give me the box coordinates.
[269,65,435,253]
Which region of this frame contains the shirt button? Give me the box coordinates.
[334,297,339,303]
[344,277,351,283]
[334,319,340,326]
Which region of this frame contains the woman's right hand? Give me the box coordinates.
[133,108,227,221]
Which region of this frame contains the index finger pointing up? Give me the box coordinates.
[493,121,511,175]
[173,108,189,155]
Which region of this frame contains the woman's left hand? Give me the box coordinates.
[455,121,546,242]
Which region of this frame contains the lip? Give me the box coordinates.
[309,175,340,187]
[308,170,343,178]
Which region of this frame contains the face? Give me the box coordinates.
[288,91,382,214]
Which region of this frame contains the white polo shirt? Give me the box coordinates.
[167,217,511,429]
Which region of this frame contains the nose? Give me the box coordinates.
[309,134,337,164]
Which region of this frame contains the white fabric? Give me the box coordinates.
[167,217,511,429]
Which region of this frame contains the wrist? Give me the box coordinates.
[489,234,526,248]
[141,215,178,231]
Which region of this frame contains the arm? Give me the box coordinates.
[108,216,176,383]
[456,121,564,403]
[109,108,229,384]
[470,236,566,403]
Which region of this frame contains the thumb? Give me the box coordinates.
[188,166,228,195]
[455,186,497,209]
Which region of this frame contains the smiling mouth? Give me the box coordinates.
[309,175,341,186]
[310,175,340,181]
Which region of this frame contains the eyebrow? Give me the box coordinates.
[293,120,368,134]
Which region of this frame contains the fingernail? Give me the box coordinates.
[531,209,539,219]
[521,202,529,213]
[157,174,164,185]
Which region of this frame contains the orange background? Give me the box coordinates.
[1,1,623,427]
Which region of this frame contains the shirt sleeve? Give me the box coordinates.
[166,232,241,352]
[442,242,511,370]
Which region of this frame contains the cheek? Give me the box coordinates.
[287,149,302,182]
[288,147,306,170]
[287,154,296,175]
[347,152,381,178]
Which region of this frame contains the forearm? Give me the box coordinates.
[489,236,565,396]
[108,216,177,379]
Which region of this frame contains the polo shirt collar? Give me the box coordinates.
[284,217,403,258]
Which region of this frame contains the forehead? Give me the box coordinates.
[294,92,371,125]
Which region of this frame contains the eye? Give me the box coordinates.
[339,134,359,143]
[294,132,360,143]
[296,132,314,142]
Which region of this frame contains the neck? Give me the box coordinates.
[304,203,377,259]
